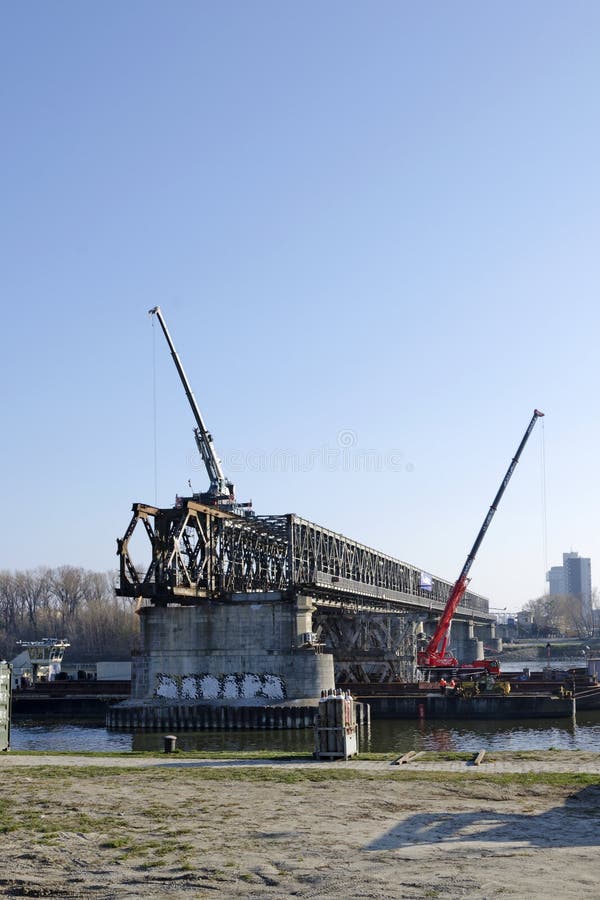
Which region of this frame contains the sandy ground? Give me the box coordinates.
[0,752,599,899]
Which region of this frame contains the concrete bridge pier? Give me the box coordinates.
[420,614,502,668]
[485,620,503,654]
[448,620,483,665]
[420,617,480,665]
[131,592,335,704]
[452,620,502,661]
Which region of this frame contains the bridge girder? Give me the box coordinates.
[117,499,493,625]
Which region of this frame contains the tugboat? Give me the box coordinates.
[10,638,70,689]
[10,640,129,719]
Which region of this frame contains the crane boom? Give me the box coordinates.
[148,306,232,503]
[418,408,544,670]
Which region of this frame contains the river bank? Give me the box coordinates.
[0,751,599,898]
[500,642,598,664]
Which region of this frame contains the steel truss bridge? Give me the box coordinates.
[117,499,494,682]
[117,500,491,613]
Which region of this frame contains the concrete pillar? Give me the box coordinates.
[294,594,316,647]
[134,598,335,702]
[416,621,427,640]
[479,622,502,654]
[450,620,485,664]
[464,638,484,663]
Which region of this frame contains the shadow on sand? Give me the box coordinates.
[365,784,600,851]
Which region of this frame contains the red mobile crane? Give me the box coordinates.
[417,409,544,675]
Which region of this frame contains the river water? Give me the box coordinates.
[10,659,600,755]
[10,712,600,755]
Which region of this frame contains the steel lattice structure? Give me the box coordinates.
[314,609,420,683]
[117,500,491,619]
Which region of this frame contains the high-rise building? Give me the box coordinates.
[547,565,566,596]
[546,552,592,604]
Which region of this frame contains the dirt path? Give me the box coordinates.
[0,752,598,898]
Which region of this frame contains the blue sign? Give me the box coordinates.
[420,572,433,592]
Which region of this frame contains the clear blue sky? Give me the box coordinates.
[2,2,599,612]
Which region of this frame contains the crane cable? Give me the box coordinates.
[151,314,158,505]
[540,415,548,594]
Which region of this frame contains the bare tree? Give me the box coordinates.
[50,566,87,627]
[15,568,52,633]
[525,592,599,639]
[0,572,23,637]
[0,566,139,660]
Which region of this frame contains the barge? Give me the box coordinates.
[345,687,573,719]
[11,680,130,719]
[341,665,600,719]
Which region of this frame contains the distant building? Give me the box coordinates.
[516,610,533,633]
[546,552,592,605]
[547,565,566,596]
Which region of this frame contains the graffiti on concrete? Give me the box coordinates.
[155,672,286,701]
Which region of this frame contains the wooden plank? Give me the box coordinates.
[473,750,486,766]
[392,750,417,766]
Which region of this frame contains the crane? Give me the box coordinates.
[149,306,253,517]
[417,408,544,673]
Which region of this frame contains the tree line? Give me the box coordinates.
[524,591,599,639]
[0,566,139,662]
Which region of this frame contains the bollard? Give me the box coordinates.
[164,734,177,753]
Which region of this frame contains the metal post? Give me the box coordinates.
[164,734,177,753]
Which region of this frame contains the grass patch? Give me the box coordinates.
[6,749,315,760]
[4,763,591,789]
[101,837,130,849]
[163,767,600,789]
[3,754,600,792]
